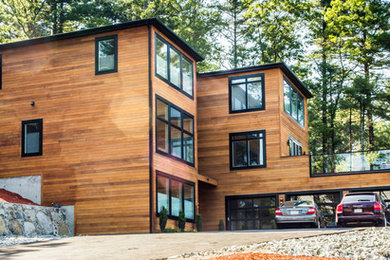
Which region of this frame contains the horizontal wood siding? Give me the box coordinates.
[150,26,198,232]
[0,27,150,234]
[197,69,390,231]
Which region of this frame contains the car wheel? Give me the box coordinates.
[276,223,283,229]
[376,219,387,227]
[337,221,344,228]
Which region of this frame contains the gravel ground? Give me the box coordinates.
[0,236,58,247]
[174,227,390,260]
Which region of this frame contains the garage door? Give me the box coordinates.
[226,195,277,230]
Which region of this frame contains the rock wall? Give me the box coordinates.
[0,202,71,237]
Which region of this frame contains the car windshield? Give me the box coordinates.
[343,194,375,203]
[282,201,313,207]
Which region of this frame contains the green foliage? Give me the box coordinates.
[158,206,168,232]
[163,227,179,233]
[195,214,203,232]
[178,210,186,232]
[218,219,224,231]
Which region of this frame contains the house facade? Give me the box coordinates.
[0,18,389,235]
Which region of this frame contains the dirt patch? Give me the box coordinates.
[0,189,39,205]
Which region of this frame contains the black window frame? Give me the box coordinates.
[21,119,43,157]
[283,77,305,128]
[155,33,194,99]
[0,54,2,90]
[156,171,196,222]
[229,130,266,170]
[155,95,195,167]
[228,73,265,114]
[289,136,303,156]
[95,35,118,75]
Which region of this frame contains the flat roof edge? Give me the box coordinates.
[198,62,313,98]
[0,18,204,62]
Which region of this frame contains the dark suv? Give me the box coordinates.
[336,192,387,227]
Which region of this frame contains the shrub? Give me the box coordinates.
[159,206,168,232]
[178,210,186,232]
[218,219,224,231]
[196,214,203,232]
[164,227,179,233]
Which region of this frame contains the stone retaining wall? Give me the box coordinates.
[0,202,71,237]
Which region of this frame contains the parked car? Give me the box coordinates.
[275,200,324,229]
[336,192,387,227]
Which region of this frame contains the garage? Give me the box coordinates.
[226,195,277,230]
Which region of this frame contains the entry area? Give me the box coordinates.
[226,195,277,230]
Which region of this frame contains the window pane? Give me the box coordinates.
[98,39,115,71]
[182,58,193,95]
[231,78,245,84]
[156,38,168,79]
[171,127,182,158]
[247,76,262,82]
[247,82,263,109]
[157,175,169,213]
[232,140,247,167]
[184,184,194,219]
[171,180,183,217]
[283,80,291,113]
[249,139,261,166]
[291,89,298,119]
[25,123,40,154]
[157,120,169,153]
[183,133,194,163]
[169,48,181,87]
[156,99,168,120]
[298,95,304,126]
[231,84,246,111]
[170,107,181,127]
[183,114,193,133]
[232,134,247,140]
[289,141,294,156]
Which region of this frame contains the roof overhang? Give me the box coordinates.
[198,62,313,98]
[0,18,204,62]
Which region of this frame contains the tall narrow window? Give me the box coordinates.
[283,77,305,127]
[22,119,42,157]
[155,34,194,98]
[156,172,195,221]
[95,35,118,75]
[229,73,265,113]
[289,137,303,156]
[156,96,194,165]
[230,130,266,170]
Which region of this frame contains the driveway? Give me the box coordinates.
[0,228,361,260]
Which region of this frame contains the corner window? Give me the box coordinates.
[229,73,265,113]
[156,96,194,165]
[283,78,304,127]
[95,35,118,75]
[155,34,194,98]
[0,54,2,90]
[156,172,195,220]
[289,137,302,156]
[22,119,42,157]
[230,130,266,170]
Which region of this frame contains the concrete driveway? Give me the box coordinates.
[0,228,360,260]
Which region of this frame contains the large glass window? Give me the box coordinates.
[283,78,305,127]
[95,35,117,74]
[156,96,194,165]
[230,130,266,169]
[155,34,194,98]
[289,137,303,156]
[156,172,195,220]
[22,119,42,157]
[229,73,265,113]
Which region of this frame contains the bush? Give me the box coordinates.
[159,206,168,232]
[178,210,186,232]
[164,227,179,233]
[195,214,203,232]
[218,219,224,231]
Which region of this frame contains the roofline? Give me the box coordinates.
[0,18,204,62]
[198,62,313,98]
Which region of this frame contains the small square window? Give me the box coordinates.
[95,35,118,75]
[22,119,42,157]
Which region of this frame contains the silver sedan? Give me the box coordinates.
[275,200,324,229]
